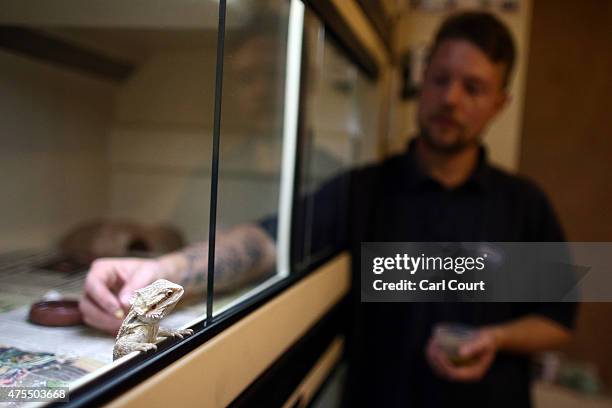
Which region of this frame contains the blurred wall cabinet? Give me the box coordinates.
[0,0,382,406]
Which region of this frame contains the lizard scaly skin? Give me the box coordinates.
[113,279,193,360]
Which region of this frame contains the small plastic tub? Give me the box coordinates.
[433,323,478,366]
[29,300,83,327]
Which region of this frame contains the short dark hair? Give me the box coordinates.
[431,11,516,88]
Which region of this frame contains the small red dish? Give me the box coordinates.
[29,300,83,327]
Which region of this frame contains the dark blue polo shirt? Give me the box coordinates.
[344,139,576,408]
[261,138,575,407]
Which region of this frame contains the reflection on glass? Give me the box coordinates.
[0,0,217,386]
[211,2,381,316]
[211,0,293,314]
[294,10,380,270]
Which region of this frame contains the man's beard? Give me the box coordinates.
[419,125,479,154]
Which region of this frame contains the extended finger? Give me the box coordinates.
[117,264,157,308]
[79,294,122,334]
[426,341,454,379]
[86,269,122,316]
[434,350,460,377]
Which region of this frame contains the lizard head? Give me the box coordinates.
[131,279,185,323]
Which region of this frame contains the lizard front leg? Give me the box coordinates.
[113,340,158,360]
[157,327,194,341]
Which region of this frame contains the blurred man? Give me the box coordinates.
[345,12,575,408]
[80,11,575,408]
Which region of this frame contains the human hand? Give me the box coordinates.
[426,328,498,382]
[79,258,165,334]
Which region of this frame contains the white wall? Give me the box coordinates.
[0,50,116,251]
[391,1,533,171]
[0,14,383,252]
[109,43,283,243]
[0,37,276,251]
[109,48,216,243]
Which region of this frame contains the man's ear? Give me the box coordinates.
[494,91,510,114]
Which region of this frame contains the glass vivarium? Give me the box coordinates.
[211,0,297,315]
[210,1,381,315]
[294,9,380,271]
[0,0,222,388]
[0,0,381,395]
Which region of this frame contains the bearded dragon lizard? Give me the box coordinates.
[113,279,193,360]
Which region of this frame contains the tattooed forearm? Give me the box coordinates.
[244,239,263,265]
[176,224,276,296]
[213,225,275,292]
[179,243,209,292]
[215,243,260,291]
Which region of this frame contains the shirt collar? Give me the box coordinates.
[401,137,492,193]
